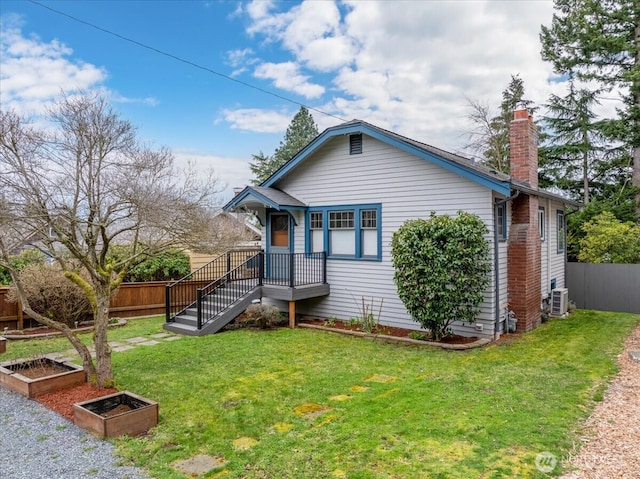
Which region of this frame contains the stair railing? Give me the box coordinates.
[196,251,263,330]
[165,248,261,323]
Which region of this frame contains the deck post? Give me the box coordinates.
[288,301,296,328]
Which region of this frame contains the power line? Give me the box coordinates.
[27,0,348,123]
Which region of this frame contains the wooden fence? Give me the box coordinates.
[0,282,169,331]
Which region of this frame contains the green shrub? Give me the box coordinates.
[0,249,46,285]
[6,263,92,327]
[123,249,191,282]
[391,211,491,340]
[577,211,640,263]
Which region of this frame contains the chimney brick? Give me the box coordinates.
[509,109,538,188]
[507,109,542,333]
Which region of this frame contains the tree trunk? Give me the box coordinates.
[634,9,640,216]
[93,283,114,388]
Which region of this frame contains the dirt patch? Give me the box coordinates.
[36,383,118,421]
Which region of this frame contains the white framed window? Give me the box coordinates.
[360,209,378,257]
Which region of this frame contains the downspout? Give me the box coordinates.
[494,190,520,340]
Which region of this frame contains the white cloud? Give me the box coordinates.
[254,61,325,99]
[173,148,253,200]
[0,15,107,115]
[240,0,580,152]
[221,107,293,133]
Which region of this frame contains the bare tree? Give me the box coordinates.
[0,93,222,386]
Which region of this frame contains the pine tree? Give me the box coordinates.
[540,82,614,204]
[465,75,535,172]
[250,107,319,185]
[540,0,640,215]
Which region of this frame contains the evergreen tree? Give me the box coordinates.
[250,107,318,185]
[249,151,273,186]
[540,82,612,204]
[465,75,535,172]
[540,0,640,215]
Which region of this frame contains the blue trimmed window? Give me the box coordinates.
[557,210,565,253]
[306,204,381,260]
[497,203,507,241]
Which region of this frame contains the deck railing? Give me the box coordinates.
[165,249,261,322]
[165,250,327,326]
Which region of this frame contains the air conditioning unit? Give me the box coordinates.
[550,288,569,316]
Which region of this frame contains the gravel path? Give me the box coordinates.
[0,387,151,479]
[560,323,640,478]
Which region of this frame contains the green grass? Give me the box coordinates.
[4,311,639,478]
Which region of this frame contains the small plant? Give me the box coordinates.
[348,317,361,329]
[323,317,338,327]
[242,304,282,329]
[408,331,428,341]
[351,295,384,333]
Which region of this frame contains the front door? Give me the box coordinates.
[268,212,291,281]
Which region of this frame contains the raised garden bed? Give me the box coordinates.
[74,390,158,438]
[0,357,86,398]
[0,337,6,354]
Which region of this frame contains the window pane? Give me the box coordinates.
[310,212,323,230]
[362,229,377,256]
[361,209,377,228]
[311,230,324,253]
[329,211,354,229]
[330,230,355,255]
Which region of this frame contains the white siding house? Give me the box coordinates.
[225,113,579,339]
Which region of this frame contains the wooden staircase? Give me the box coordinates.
[164,280,261,336]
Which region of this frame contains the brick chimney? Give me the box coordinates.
[507,109,542,332]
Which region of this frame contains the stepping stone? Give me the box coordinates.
[272,422,293,433]
[55,357,76,363]
[149,333,171,339]
[126,337,149,344]
[630,351,640,362]
[163,336,182,341]
[112,345,136,352]
[350,385,369,393]
[108,342,125,348]
[172,454,227,476]
[138,340,160,346]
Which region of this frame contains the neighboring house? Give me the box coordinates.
[165,109,578,338]
[187,211,262,272]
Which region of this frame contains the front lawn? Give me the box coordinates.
[111,311,637,478]
[3,311,638,478]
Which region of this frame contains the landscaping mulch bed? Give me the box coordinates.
[560,323,640,479]
[36,383,118,421]
[298,318,478,344]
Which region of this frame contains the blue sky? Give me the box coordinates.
[1,0,617,200]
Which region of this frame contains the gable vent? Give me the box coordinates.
[349,134,363,155]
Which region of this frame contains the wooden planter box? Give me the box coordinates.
[0,337,6,354]
[0,357,85,398]
[74,391,158,438]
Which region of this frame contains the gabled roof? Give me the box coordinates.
[262,119,512,197]
[224,185,307,212]
[225,119,579,212]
